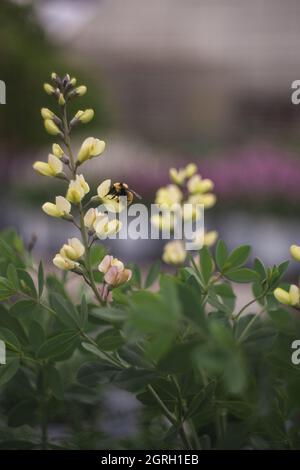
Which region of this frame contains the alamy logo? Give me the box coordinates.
[0,340,6,365]
[0,80,6,104]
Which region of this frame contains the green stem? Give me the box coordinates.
[62,105,76,175]
[237,307,266,343]
[147,384,193,450]
[233,291,267,321]
[78,203,104,305]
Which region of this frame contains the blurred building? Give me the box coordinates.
[37,0,300,145]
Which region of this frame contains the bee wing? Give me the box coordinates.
[131,189,142,200]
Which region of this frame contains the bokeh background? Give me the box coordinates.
[2,0,300,272]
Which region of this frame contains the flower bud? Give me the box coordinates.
[274,285,300,306]
[185,163,197,178]
[75,85,87,96]
[58,93,66,106]
[104,266,132,287]
[188,193,216,209]
[41,108,54,120]
[78,109,94,124]
[169,168,186,185]
[290,244,300,262]
[94,215,122,239]
[44,119,61,136]
[52,143,64,158]
[77,137,105,163]
[44,83,55,95]
[98,255,124,274]
[70,77,77,86]
[53,254,79,271]
[60,238,85,260]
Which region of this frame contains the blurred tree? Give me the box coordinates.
[0,0,110,154]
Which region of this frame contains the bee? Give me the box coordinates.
[107,182,141,206]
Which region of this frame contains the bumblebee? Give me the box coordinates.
[107,182,141,206]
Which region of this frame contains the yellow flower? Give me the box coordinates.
[188,193,216,209]
[77,109,94,124]
[43,83,55,95]
[76,85,87,96]
[70,77,77,86]
[98,255,124,274]
[41,108,54,120]
[274,285,300,306]
[66,175,89,204]
[60,238,85,260]
[169,167,186,185]
[53,254,79,271]
[52,143,64,158]
[155,184,183,208]
[94,213,122,239]
[185,163,197,178]
[187,175,214,194]
[162,240,186,265]
[77,137,106,163]
[151,213,176,231]
[42,196,71,218]
[33,154,63,177]
[204,230,218,247]
[290,244,300,262]
[44,119,61,136]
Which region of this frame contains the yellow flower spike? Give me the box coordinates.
[169,168,186,185]
[75,85,87,96]
[52,143,64,158]
[78,109,94,124]
[77,137,106,163]
[43,83,55,95]
[44,119,61,136]
[60,238,85,260]
[162,240,186,265]
[84,208,98,229]
[33,154,63,177]
[53,254,79,271]
[290,244,300,262]
[58,93,66,106]
[41,108,54,120]
[185,163,197,178]
[42,196,71,218]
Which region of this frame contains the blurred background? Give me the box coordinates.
[2,0,300,272]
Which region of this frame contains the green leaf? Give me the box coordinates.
[17,269,37,298]
[199,246,213,284]
[0,359,20,387]
[90,307,127,324]
[226,268,258,283]
[224,245,251,271]
[253,257,266,281]
[0,328,21,352]
[38,261,44,298]
[81,342,118,366]
[7,264,19,290]
[215,240,228,271]
[128,263,142,288]
[96,329,124,351]
[49,292,81,329]
[28,321,45,351]
[0,276,15,300]
[0,315,28,346]
[37,331,79,360]
[145,261,161,288]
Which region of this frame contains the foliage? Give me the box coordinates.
[0,229,300,449]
